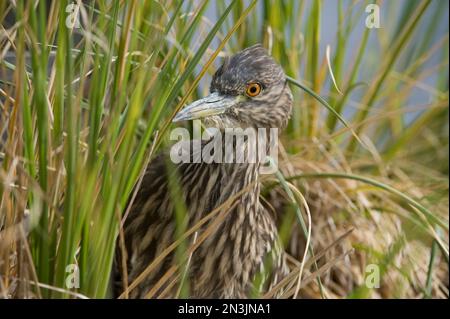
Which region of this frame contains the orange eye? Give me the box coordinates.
[245,82,262,97]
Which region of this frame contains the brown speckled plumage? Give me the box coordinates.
[115,44,293,298]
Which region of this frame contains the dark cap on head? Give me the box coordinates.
[174,44,292,129]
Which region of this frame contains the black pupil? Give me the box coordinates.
[250,86,257,93]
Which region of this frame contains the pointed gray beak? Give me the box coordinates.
[173,92,240,122]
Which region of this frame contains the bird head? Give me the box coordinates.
[173,44,293,130]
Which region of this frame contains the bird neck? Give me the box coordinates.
[201,126,276,169]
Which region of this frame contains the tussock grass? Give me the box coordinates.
[0,0,448,298]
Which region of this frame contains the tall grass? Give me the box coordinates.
[0,0,448,298]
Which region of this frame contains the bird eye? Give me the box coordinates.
[245,83,262,97]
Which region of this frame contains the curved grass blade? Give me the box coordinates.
[268,158,326,298]
[286,76,366,148]
[287,172,449,260]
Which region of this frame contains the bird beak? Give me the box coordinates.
[173,92,239,122]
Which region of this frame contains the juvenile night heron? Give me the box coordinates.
[115,44,293,298]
